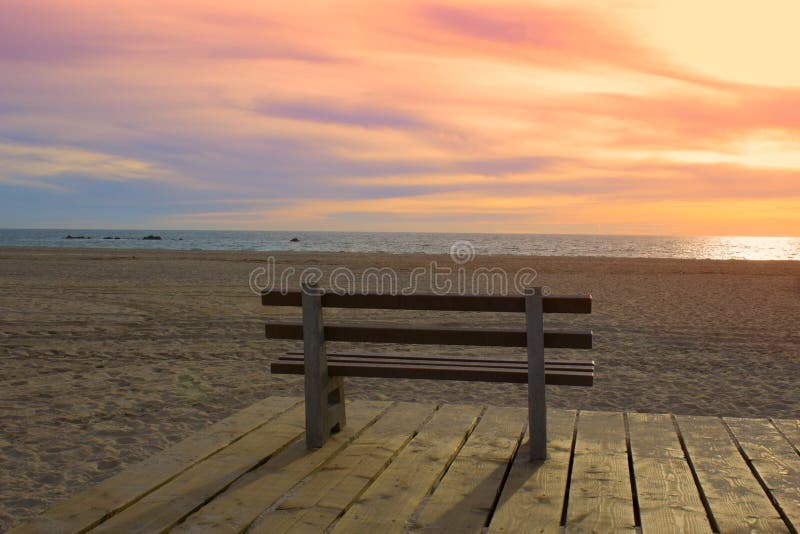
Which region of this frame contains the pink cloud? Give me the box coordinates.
[601,88,800,148]
[421,4,641,58]
[414,3,730,89]
[524,162,800,202]
[0,0,338,62]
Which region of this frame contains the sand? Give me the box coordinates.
[1,247,798,530]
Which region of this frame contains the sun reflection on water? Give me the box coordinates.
[686,236,800,261]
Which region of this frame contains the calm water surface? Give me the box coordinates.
[0,229,798,261]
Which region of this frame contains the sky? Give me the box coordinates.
[1,0,799,236]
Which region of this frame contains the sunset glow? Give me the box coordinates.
[1,0,799,235]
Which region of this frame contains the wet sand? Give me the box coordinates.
[1,247,798,530]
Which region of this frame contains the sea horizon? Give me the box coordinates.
[1,228,799,261]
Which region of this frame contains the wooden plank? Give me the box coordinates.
[91,403,308,533]
[275,357,593,379]
[627,412,712,533]
[488,409,576,533]
[9,396,302,534]
[286,350,595,367]
[330,404,482,533]
[277,355,594,376]
[725,417,800,531]
[279,353,586,369]
[301,280,345,449]
[282,351,594,370]
[526,287,547,460]
[170,400,391,534]
[566,411,637,532]
[249,402,438,534]
[262,291,592,314]
[411,406,526,532]
[271,360,593,386]
[278,358,593,374]
[773,419,800,454]
[675,415,787,533]
[266,321,593,349]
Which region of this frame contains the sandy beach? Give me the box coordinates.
[1,247,799,530]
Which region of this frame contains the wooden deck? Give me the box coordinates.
[12,396,800,533]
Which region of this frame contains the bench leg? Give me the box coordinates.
[526,287,547,460]
[302,282,346,449]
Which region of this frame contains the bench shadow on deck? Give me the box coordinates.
[12,396,800,534]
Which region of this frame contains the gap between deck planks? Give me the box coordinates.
[90,403,311,533]
[9,396,303,534]
[565,411,637,532]
[627,413,711,533]
[409,406,527,533]
[11,396,800,534]
[176,401,432,533]
[329,403,483,533]
[675,415,789,533]
[247,402,439,534]
[724,417,800,531]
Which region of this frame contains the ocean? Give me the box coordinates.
[0,229,798,261]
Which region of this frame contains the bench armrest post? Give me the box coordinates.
[526,287,547,460]
[302,282,346,448]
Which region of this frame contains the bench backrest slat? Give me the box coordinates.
[270,360,593,386]
[262,291,591,314]
[284,350,592,367]
[265,322,592,349]
[279,353,593,371]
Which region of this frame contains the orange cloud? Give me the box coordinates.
[1,0,799,235]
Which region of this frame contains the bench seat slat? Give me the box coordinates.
[266,322,592,349]
[262,291,591,314]
[270,360,593,386]
[284,350,594,368]
[277,354,593,373]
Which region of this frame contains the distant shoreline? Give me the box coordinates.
[1,245,798,266]
[1,229,799,260]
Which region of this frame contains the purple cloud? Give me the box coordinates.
[423,5,555,45]
[0,1,339,62]
[252,99,429,130]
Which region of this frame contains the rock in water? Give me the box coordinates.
[142,235,162,240]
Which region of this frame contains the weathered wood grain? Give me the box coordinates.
[266,321,593,349]
[278,351,594,369]
[8,396,301,534]
[410,406,526,532]
[773,419,800,454]
[271,358,593,386]
[262,290,592,314]
[249,402,438,534]
[171,400,390,533]
[627,412,711,533]
[488,409,576,534]
[566,410,637,532]
[725,417,800,532]
[301,281,337,449]
[90,403,308,533]
[15,399,798,534]
[330,404,482,533]
[675,415,788,533]
[526,287,547,460]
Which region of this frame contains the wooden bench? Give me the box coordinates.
[263,283,594,460]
